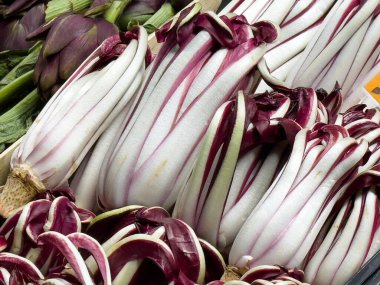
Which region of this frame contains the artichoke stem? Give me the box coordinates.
[0,167,45,218]
[0,70,34,108]
[104,0,133,24]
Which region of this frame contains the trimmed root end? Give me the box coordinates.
[221,266,244,282]
[0,168,45,218]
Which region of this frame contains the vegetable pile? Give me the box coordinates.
[0,0,195,156]
[0,196,310,285]
[0,0,379,284]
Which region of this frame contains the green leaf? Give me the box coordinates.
[0,70,34,112]
[142,23,157,34]
[45,0,93,22]
[0,43,42,89]
[0,50,28,80]
[118,13,151,30]
[0,89,41,154]
[143,2,175,33]
[104,0,133,24]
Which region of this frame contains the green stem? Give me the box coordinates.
[0,89,41,152]
[0,89,40,126]
[118,13,152,30]
[104,0,133,24]
[0,50,28,81]
[143,2,175,33]
[0,70,34,108]
[45,0,93,22]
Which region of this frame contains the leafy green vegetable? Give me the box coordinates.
[0,43,41,89]
[0,89,41,154]
[0,50,28,80]
[0,43,41,111]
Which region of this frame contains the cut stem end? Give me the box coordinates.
[221,266,245,282]
[0,168,45,218]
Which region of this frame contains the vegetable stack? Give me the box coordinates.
[0,0,195,156]
[0,27,148,217]
[174,86,341,252]
[0,0,379,284]
[74,5,279,210]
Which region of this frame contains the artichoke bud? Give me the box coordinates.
[0,4,45,52]
[1,0,45,17]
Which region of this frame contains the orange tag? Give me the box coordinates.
[365,72,380,103]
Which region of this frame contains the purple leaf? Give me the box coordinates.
[86,206,143,244]
[0,253,44,281]
[164,218,205,283]
[199,239,226,283]
[67,232,111,285]
[107,234,178,282]
[37,232,93,284]
[0,236,6,252]
[0,4,45,51]
[44,197,81,236]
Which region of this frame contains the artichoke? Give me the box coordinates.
[30,14,118,99]
[0,0,46,17]
[0,4,45,52]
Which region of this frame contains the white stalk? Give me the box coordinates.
[340,13,380,94]
[287,0,354,82]
[332,190,377,284]
[218,142,288,249]
[247,138,365,266]
[253,0,335,93]
[71,68,144,210]
[303,202,349,283]
[316,17,370,91]
[172,101,231,227]
[276,0,336,44]
[229,131,369,269]
[196,93,246,247]
[125,44,267,209]
[265,25,319,72]
[364,227,380,264]
[0,28,148,218]
[229,129,309,267]
[306,188,378,285]
[287,0,380,89]
[103,34,268,209]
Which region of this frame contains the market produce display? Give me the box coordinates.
[174,87,341,251]
[94,8,278,211]
[0,0,197,157]
[0,0,379,284]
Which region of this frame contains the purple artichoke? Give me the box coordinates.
[29,14,118,100]
[0,0,46,17]
[0,4,45,52]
